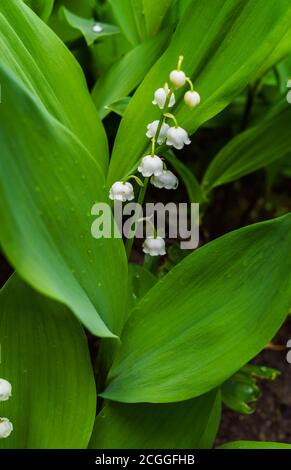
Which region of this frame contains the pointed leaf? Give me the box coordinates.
[89,390,220,449]
[0,275,96,449]
[92,30,170,119]
[0,65,127,337]
[23,0,54,21]
[143,0,174,37]
[60,7,119,46]
[203,103,291,191]
[0,0,108,171]
[102,213,291,402]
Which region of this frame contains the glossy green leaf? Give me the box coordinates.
[92,30,170,119]
[0,0,108,172]
[102,213,291,403]
[89,390,220,449]
[143,0,174,36]
[127,263,157,313]
[202,103,291,192]
[109,0,146,46]
[254,27,291,80]
[23,0,54,21]
[60,7,119,46]
[0,65,127,337]
[106,97,131,117]
[0,275,96,449]
[165,150,204,203]
[107,0,291,185]
[219,441,291,449]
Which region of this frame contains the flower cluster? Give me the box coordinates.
[0,378,13,439]
[109,56,200,256]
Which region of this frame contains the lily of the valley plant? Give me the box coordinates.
[0,0,291,451]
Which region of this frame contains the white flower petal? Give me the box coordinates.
[166,126,191,150]
[0,379,12,402]
[142,237,166,256]
[138,155,163,177]
[184,90,201,108]
[109,181,134,202]
[169,70,186,88]
[152,88,167,109]
[0,418,13,438]
[152,87,175,109]
[146,121,170,144]
[151,170,179,190]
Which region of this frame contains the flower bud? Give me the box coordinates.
[184,90,201,108]
[166,126,191,150]
[169,70,186,88]
[151,170,178,190]
[109,182,134,202]
[138,155,163,177]
[142,237,166,256]
[0,418,13,438]
[0,379,12,401]
[146,121,170,144]
[152,87,175,109]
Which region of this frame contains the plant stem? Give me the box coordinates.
[125,87,173,259]
[125,177,149,259]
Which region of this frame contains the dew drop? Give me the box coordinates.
[93,23,102,33]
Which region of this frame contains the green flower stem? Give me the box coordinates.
[125,177,149,259]
[125,86,173,259]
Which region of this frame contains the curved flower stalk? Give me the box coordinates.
[109,56,200,258]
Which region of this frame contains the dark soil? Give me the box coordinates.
[216,317,291,446]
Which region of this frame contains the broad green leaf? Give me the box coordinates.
[219,441,291,449]
[23,0,54,21]
[143,0,174,37]
[109,0,146,46]
[127,263,157,313]
[60,7,119,46]
[89,390,220,449]
[0,275,96,449]
[202,103,291,192]
[106,97,131,118]
[92,30,170,119]
[107,0,291,185]
[254,27,291,80]
[165,150,204,203]
[0,65,127,337]
[102,213,291,403]
[0,0,108,172]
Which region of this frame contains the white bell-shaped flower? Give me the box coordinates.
[143,236,166,256]
[166,126,191,150]
[169,70,186,88]
[109,181,134,202]
[0,418,13,438]
[151,170,179,190]
[152,87,175,109]
[138,155,163,177]
[184,90,201,108]
[0,379,12,401]
[146,121,170,144]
